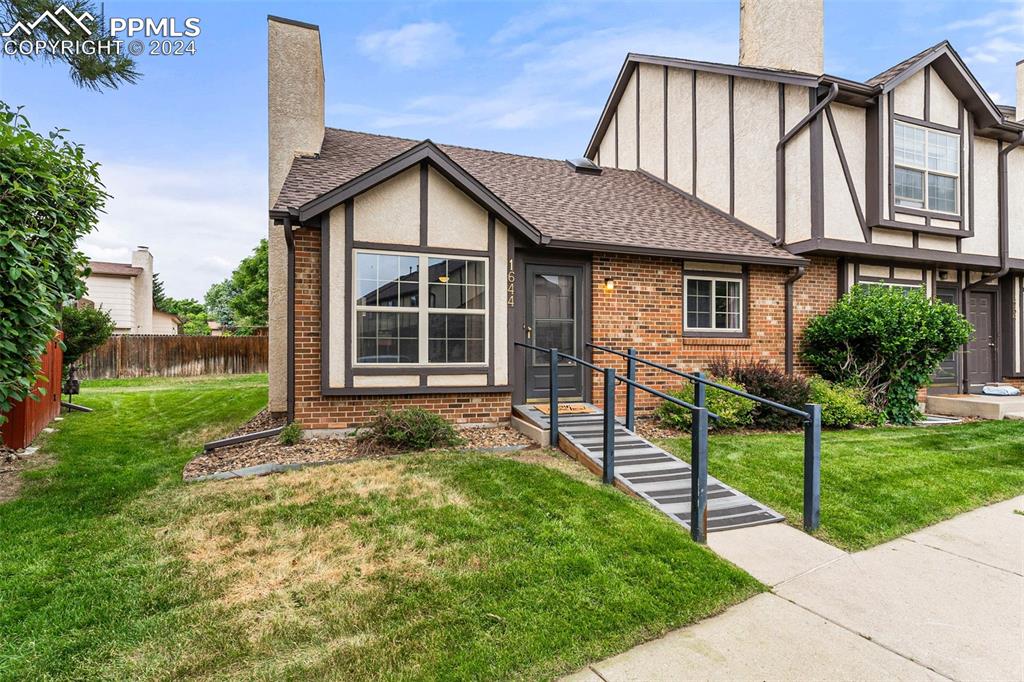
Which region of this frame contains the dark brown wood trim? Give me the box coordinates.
[924,65,931,121]
[893,113,961,135]
[887,91,895,221]
[319,211,331,393]
[350,241,488,256]
[889,206,964,224]
[778,82,786,241]
[322,385,513,397]
[344,200,354,388]
[729,74,735,216]
[872,218,971,237]
[825,106,869,241]
[487,214,496,386]
[691,69,697,195]
[419,161,428,246]
[969,112,975,235]
[788,237,1001,268]
[959,101,966,225]
[351,366,488,376]
[663,64,669,181]
[681,264,750,339]
[614,111,619,167]
[866,96,882,227]
[635,62,641,169]
[545,236,804,267]
[810,88,824,239]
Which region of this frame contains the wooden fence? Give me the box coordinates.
[77,335,268,379]
[2,333,63,449]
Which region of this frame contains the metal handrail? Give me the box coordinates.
[615,374,720,421]
[588,342,809,420]
[514,341,604,373]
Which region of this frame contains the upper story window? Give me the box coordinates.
[684,275,743,334]
[894,121,959,214]
[354,251,487,365]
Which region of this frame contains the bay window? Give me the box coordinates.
[355,251,487,365]
[684,275,743,333]
[894,121,959,214]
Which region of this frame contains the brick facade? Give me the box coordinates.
[289,229,839,428]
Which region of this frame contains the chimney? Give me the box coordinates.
[1017,59,1023,122]
[131,246,154,334]
[267,15,324,415]
[739,0,824,74]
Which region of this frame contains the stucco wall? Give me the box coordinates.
[822,103,866,243]
[427,168,489,251]
[638,63,665,176]
[738,0,823,74]
[893,69,925,119]
[354,166,419,245]
[616,70,638,171]
[694,71,731,210]
[783,84,812,242]
[1009,148,1024,260]
[930,72,959,128]
[968,137,1000,257]
[733,78,778,234]
[665,68,694,191]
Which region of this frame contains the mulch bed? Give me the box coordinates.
[184,413,537,481]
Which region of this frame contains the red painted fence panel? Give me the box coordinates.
[1,333,63,450]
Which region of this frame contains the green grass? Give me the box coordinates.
[660,421,1024,551]
[0,376,760,681]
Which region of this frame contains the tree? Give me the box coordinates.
[229,239,268,327]
[204,279,238,326]
[1,0,139,89]
[802,286,972,425]
[181,312,211,336]
[60,304,113,368]
[0,104,107,420]
[152,272,170,312]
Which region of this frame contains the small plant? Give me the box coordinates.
[357,407,463,452]
[278,422,303,446]
[808,376,882,429]
[655,376,754,431]
[708,357,810,430]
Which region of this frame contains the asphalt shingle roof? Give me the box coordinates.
[88,261,142,277]
[275,128,801,263]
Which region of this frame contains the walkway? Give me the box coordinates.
[513,403,784,532]
[564,495,1024,681]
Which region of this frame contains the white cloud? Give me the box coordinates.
[78,158,265,300]
[358,22,461,68]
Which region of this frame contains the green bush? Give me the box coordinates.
[808,376,881,429]
[357,407,463,452]
[655,376,754,431]
[708,358,810,430]
[802,285,972,425]
[60,305,114,369]
[278,422,303,446]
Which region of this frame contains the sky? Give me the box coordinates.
[1,0,1022,300]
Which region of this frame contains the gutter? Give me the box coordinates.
[775,82,839,246]
[965,130,1023,291]
[784,265,807,374]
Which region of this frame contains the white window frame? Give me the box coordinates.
[683,275,744,333]
[352,249,488,367]
[893,121,960,215]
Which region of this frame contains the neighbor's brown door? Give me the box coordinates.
[929,285,960,394]
[965,290,996,388]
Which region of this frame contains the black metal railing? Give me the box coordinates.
[588,342,821,532]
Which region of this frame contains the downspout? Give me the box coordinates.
[784,265,807,374]
[775,82,839,246]
[283,212,297,423]
[966,131,1023,291]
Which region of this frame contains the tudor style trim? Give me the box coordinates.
[788,237,1003,269]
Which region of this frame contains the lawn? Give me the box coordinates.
[660,421,1024,551]
[0,375,760,681]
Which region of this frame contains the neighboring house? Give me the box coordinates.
[84,247,179,335]
[265,0,1024,428]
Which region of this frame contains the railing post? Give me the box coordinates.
[625,348,637,430]
[693,370,706,410]
[603,367,616,484]
[803,403,821,532]
[549,348,559,448]
[690,406,709,543]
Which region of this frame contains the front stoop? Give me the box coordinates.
[926,393,1024,419]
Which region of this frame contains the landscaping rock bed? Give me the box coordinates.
[184,415,536,481]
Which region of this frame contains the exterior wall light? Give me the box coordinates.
[604,278,615,291]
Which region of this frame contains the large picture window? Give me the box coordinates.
[893,121,959,214]
[684,275,743,333]
[354,251,487,365]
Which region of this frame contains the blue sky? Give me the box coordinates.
[2,0,1022,299]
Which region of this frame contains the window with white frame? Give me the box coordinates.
[354,251,487,365]
[684,275,743,333]
[893,121,959,214]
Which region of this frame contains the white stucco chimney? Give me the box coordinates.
[739,0,824,74]
[1016,59,1024,122]
[267,15,325,414]
[131,246,154,334]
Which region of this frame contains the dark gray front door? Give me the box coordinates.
[966,290,996,389]
[524,264,584,401]
[929,285,960,394]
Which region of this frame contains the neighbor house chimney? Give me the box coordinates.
[267,15,325,415]
[1017,59,1023,122]
[131,246,154,334]
[739,0,824,74]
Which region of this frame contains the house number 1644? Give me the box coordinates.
[506,259,515,306]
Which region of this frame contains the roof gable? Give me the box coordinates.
[296,139,544,245]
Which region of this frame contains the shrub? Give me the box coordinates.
[707,358,810,430]
[808,376,881,429]
[278,422,303,446]
[655,376,754,431]
[357,407,463,452]
[61,304,114,369]
[802,285,972,425]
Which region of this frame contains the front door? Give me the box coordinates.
[929,285,960,394]
[965,290,997,389]
[524,264,585,401]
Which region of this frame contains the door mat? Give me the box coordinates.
[534,403,594,416]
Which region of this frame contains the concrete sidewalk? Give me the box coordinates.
[564,496,1024,682]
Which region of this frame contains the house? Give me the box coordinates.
[84,247,180,335]
[265,0,1024,429]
